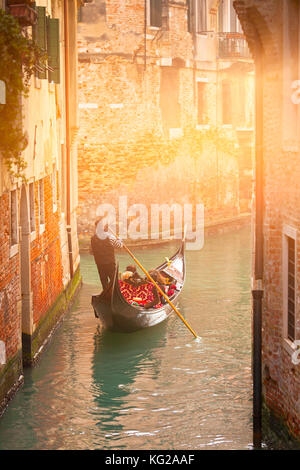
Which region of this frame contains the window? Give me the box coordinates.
[287,237,296,342]
[29,183,36,233]
[196,0,207,32]
[238,79,246,125]
[33,6,47,79]
[10,190,18,247]
[222,79,232,125]
[149,0,162,28]
[188,0,207,34]
[52,164,58,212]
[187,0,192,32]
[39,179,45,227]
[47,17,60,84]
[283,227,297,344]
[218,0,242,33]
[197,81,207,125]
[160,67,180,134]
[33,7,61,83]
[61,143,66,214]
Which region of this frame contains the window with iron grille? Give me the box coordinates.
[287,236,296,342]
[283,226,297,344]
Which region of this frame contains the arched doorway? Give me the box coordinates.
[20,184,32,363]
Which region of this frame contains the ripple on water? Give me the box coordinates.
[0,227,253,450]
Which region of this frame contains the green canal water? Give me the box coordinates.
[0,226,252,450]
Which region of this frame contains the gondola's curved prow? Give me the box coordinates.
[92,241,185,332]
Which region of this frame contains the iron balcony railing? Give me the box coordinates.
[218,32,251,59]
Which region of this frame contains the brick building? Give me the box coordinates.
[0,0,83,415]
[77,0,254,241]
[234,0,300,445]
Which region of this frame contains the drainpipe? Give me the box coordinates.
[64,0,74,279]
[252,49,264,449]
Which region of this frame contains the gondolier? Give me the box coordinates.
[91,220,123,290]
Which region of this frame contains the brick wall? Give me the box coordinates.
[30,176,64,327]
[77,0,254,239]
[235,0,300,443]
[0,193,21,363]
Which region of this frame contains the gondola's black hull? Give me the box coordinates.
[92,241,185,333]
[92,294,176,332]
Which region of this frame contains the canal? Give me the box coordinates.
[0,226,252,450]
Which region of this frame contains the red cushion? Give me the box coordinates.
[119,281,163,308]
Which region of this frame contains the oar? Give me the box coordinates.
[108,228,198,339]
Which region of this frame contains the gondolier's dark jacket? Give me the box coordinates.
[91,234,121,266]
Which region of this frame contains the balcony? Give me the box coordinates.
[8,1,37,27]
[218,32,251,60]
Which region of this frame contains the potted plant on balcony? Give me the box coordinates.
[8,0,37,27]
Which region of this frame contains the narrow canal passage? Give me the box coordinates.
[0,226,252,450]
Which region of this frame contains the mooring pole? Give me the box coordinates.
[252,49,264,450]
[252,286,263,448]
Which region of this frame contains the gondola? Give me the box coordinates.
[91,241,185,332]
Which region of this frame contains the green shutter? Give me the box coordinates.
[47,17,60,84]
[33,6,47,79]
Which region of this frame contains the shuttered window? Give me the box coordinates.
[47,17,60,84]
[33,6,47,79]
[33,7,60,83]
[150,0,162,28]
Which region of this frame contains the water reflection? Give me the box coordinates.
[91,325,167,444]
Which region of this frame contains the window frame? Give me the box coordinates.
[188,0,208,34]
[196,79,208,125]
[9,189,19,257]
[148,0,162,29]
[218,0,242,33]
[195,0,207,33]
[282,225,298,352]
[39,179,45,233]
[221,79,232,125]
[29,182,36,240]
[52,164,58,213]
